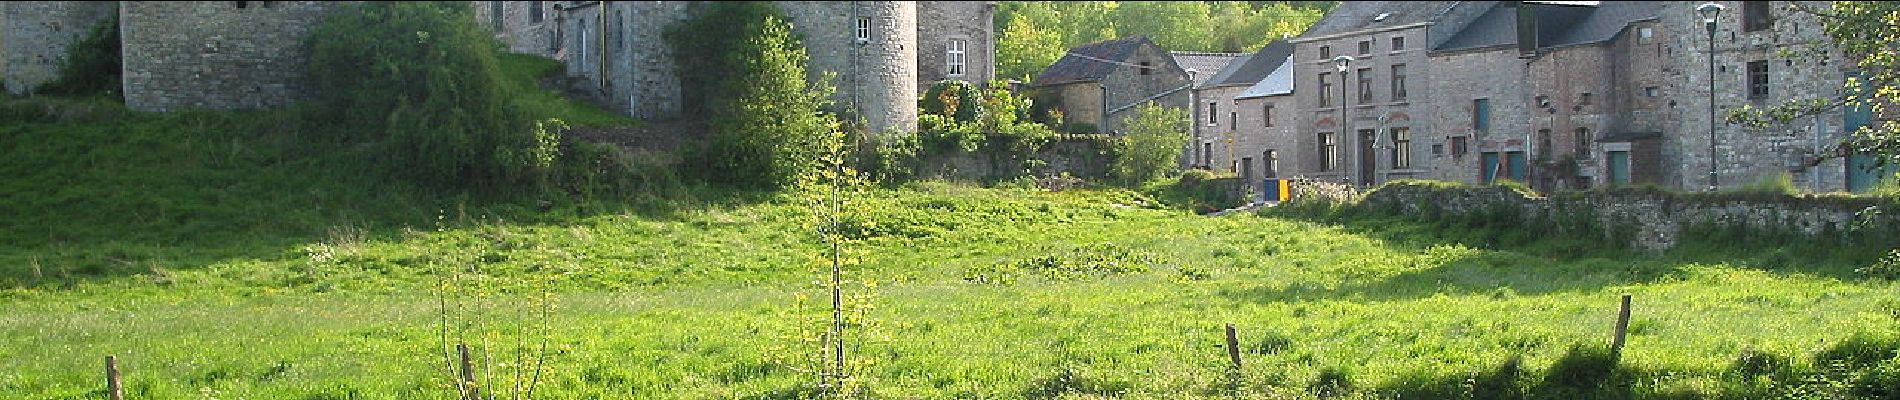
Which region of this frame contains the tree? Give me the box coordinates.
[674,2,843,189]
[1734,2,1900,168]
[1115,1,1214,51]
[1110,102,1190,185]
[995,11,1066,82]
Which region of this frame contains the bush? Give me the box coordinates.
[1108,102,1189,186]
[671,2,842,189]
[304,2,552,190]
[919,80,982,123]
[36,11,121,98]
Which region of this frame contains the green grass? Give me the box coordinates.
[4,56,1898,398]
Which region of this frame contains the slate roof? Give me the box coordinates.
[1435,1,1663,52]
[1202,41,1295,88]
[1173,51,1245,88]
[1235,54,1295,99]
[1299,1,1462,38]
[1033,36,1166,86]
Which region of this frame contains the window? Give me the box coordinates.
[1230,111,1238,130]
[1356,67,1372,103]
[1203,143,1214,167]
[1748,60,1769,99]
[1391,36,1405,51]
[1319,73,1334,107]
[1451,136,1469,157]
[1390,64,1407,101]
[236,1,247,8]
[1207,102,1218,126]
[1138,61,1154,76]
[1579,92,1593,105]
[1319,132,1339,171]
[529,1,543,23]
[1263,104,1274,127]
[1390,127,1412,169]
[1536,95,1551,108]
[1319,46,1331,60]
[1537,129,1553,160]
[1639,27,1654,43]
[1743,1,1772,32]
[1644,86,1659,97]
[492,1,505,31]
[615,10,625,49]
[1358,40,1371,55]
[1575,127,1593,159]
[856,17,871,42]
[946,39,967,77]
[1473,99,1490,132]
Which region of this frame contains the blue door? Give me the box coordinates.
[1607,151,1631,186]
[1481,152,1501,184]
[1506,151,1528,182]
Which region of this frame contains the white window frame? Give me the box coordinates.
[946,38,967,77]
[855,17,871,43]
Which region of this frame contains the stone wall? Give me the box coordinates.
[1190,84,1248,170]
[1098,42,1190,134]
[917,2,993,88]
[121,1,345,112]
[917,137,1109,181]
[778,1,917,137]
[1356,181,1899,252]
[1234,94,1298,184]
[470,1,556,58]
[1,1,116,95]
[1292,24,1435,187]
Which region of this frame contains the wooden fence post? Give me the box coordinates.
[1224,323,1243,369]
[1612,294,1632,352]
[457,343,479,400]
[106,355,122,400]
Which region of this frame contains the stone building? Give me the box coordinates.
[549,1,995,136]
[1189,42,1289,175]
[1031,36,1195,134]
[470,1,557,58]
[1229,42,1298,191]
[1288,1,1490,188]
[0,1,116,95]
[120,1,349,112]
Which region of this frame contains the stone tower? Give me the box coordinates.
[776,1,918,137]
[0,1,116,95]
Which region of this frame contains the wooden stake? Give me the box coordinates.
[1612,294,1632,352]
[457,343,479,400]
[1225,323,1243,369]
[106,355,122,400]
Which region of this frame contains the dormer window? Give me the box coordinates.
[1373,12,1391,22]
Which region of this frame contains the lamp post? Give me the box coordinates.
[1333,55,1354,186]
[1698,3,1725,191]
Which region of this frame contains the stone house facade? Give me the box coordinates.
[1032,36,1194,135]
[469,1,557,59]
[1265,1,1871,193]
[1191,41,1291,178]
[0,1,116,95]
[1181,51,1248,170]
[1231,43,1297,190]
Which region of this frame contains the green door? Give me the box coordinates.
[1607,150,1630,186]
[1482,152,1501,184]
[1506,151,1528,182]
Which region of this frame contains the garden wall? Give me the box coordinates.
[1353,182,1900,252]
[916,137,1109,181]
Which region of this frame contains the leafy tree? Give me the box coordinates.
[993,1,1325,82]
[995,11,1067,82]
[1115,1,1213,51]
[1110,102,1190,185]
[674,2,842,189]
[1733,2,1900,167]
[305,1,555,190]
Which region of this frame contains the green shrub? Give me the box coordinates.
[919,80,982,123]
[1725,171,1799,198]
[1859,248,1900,280]
[1108,102,1189,186]
[304,1,551,190]
[35,11,121,98]
[670,2,843,189]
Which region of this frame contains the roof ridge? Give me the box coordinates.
[1170,51,1245,57]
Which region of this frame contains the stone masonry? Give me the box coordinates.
[1,1,116,95]
[120,1,347,112]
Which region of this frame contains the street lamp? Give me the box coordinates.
[1698,2,1725,191]
[1333,55,1354,186]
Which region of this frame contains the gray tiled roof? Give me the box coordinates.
[1299,1,1462,38]
[1202,41,1295,88]
[1172,51,1245,88]
[1235,54,1295,99]
[1033,36,1160,86]
[1435,1,1663,52]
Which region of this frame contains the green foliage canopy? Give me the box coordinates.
[994,1,1327,81]
[1110,102,1189,185]
[671,2,843,189]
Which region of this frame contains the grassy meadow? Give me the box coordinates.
[4,55,1898,399]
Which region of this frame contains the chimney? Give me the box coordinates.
[1515,1,1538,56]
